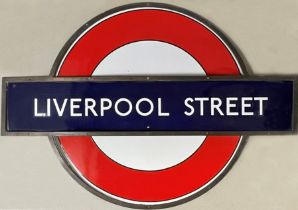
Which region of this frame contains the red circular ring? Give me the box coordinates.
[55,9,242,203]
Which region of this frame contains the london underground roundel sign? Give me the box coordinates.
[48,3,245,208]
[2,2,296,209]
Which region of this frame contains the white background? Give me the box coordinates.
[0,0,298,209]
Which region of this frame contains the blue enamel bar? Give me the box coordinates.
[3,78,295,134]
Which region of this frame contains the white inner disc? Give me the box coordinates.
[92,40,206,171]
